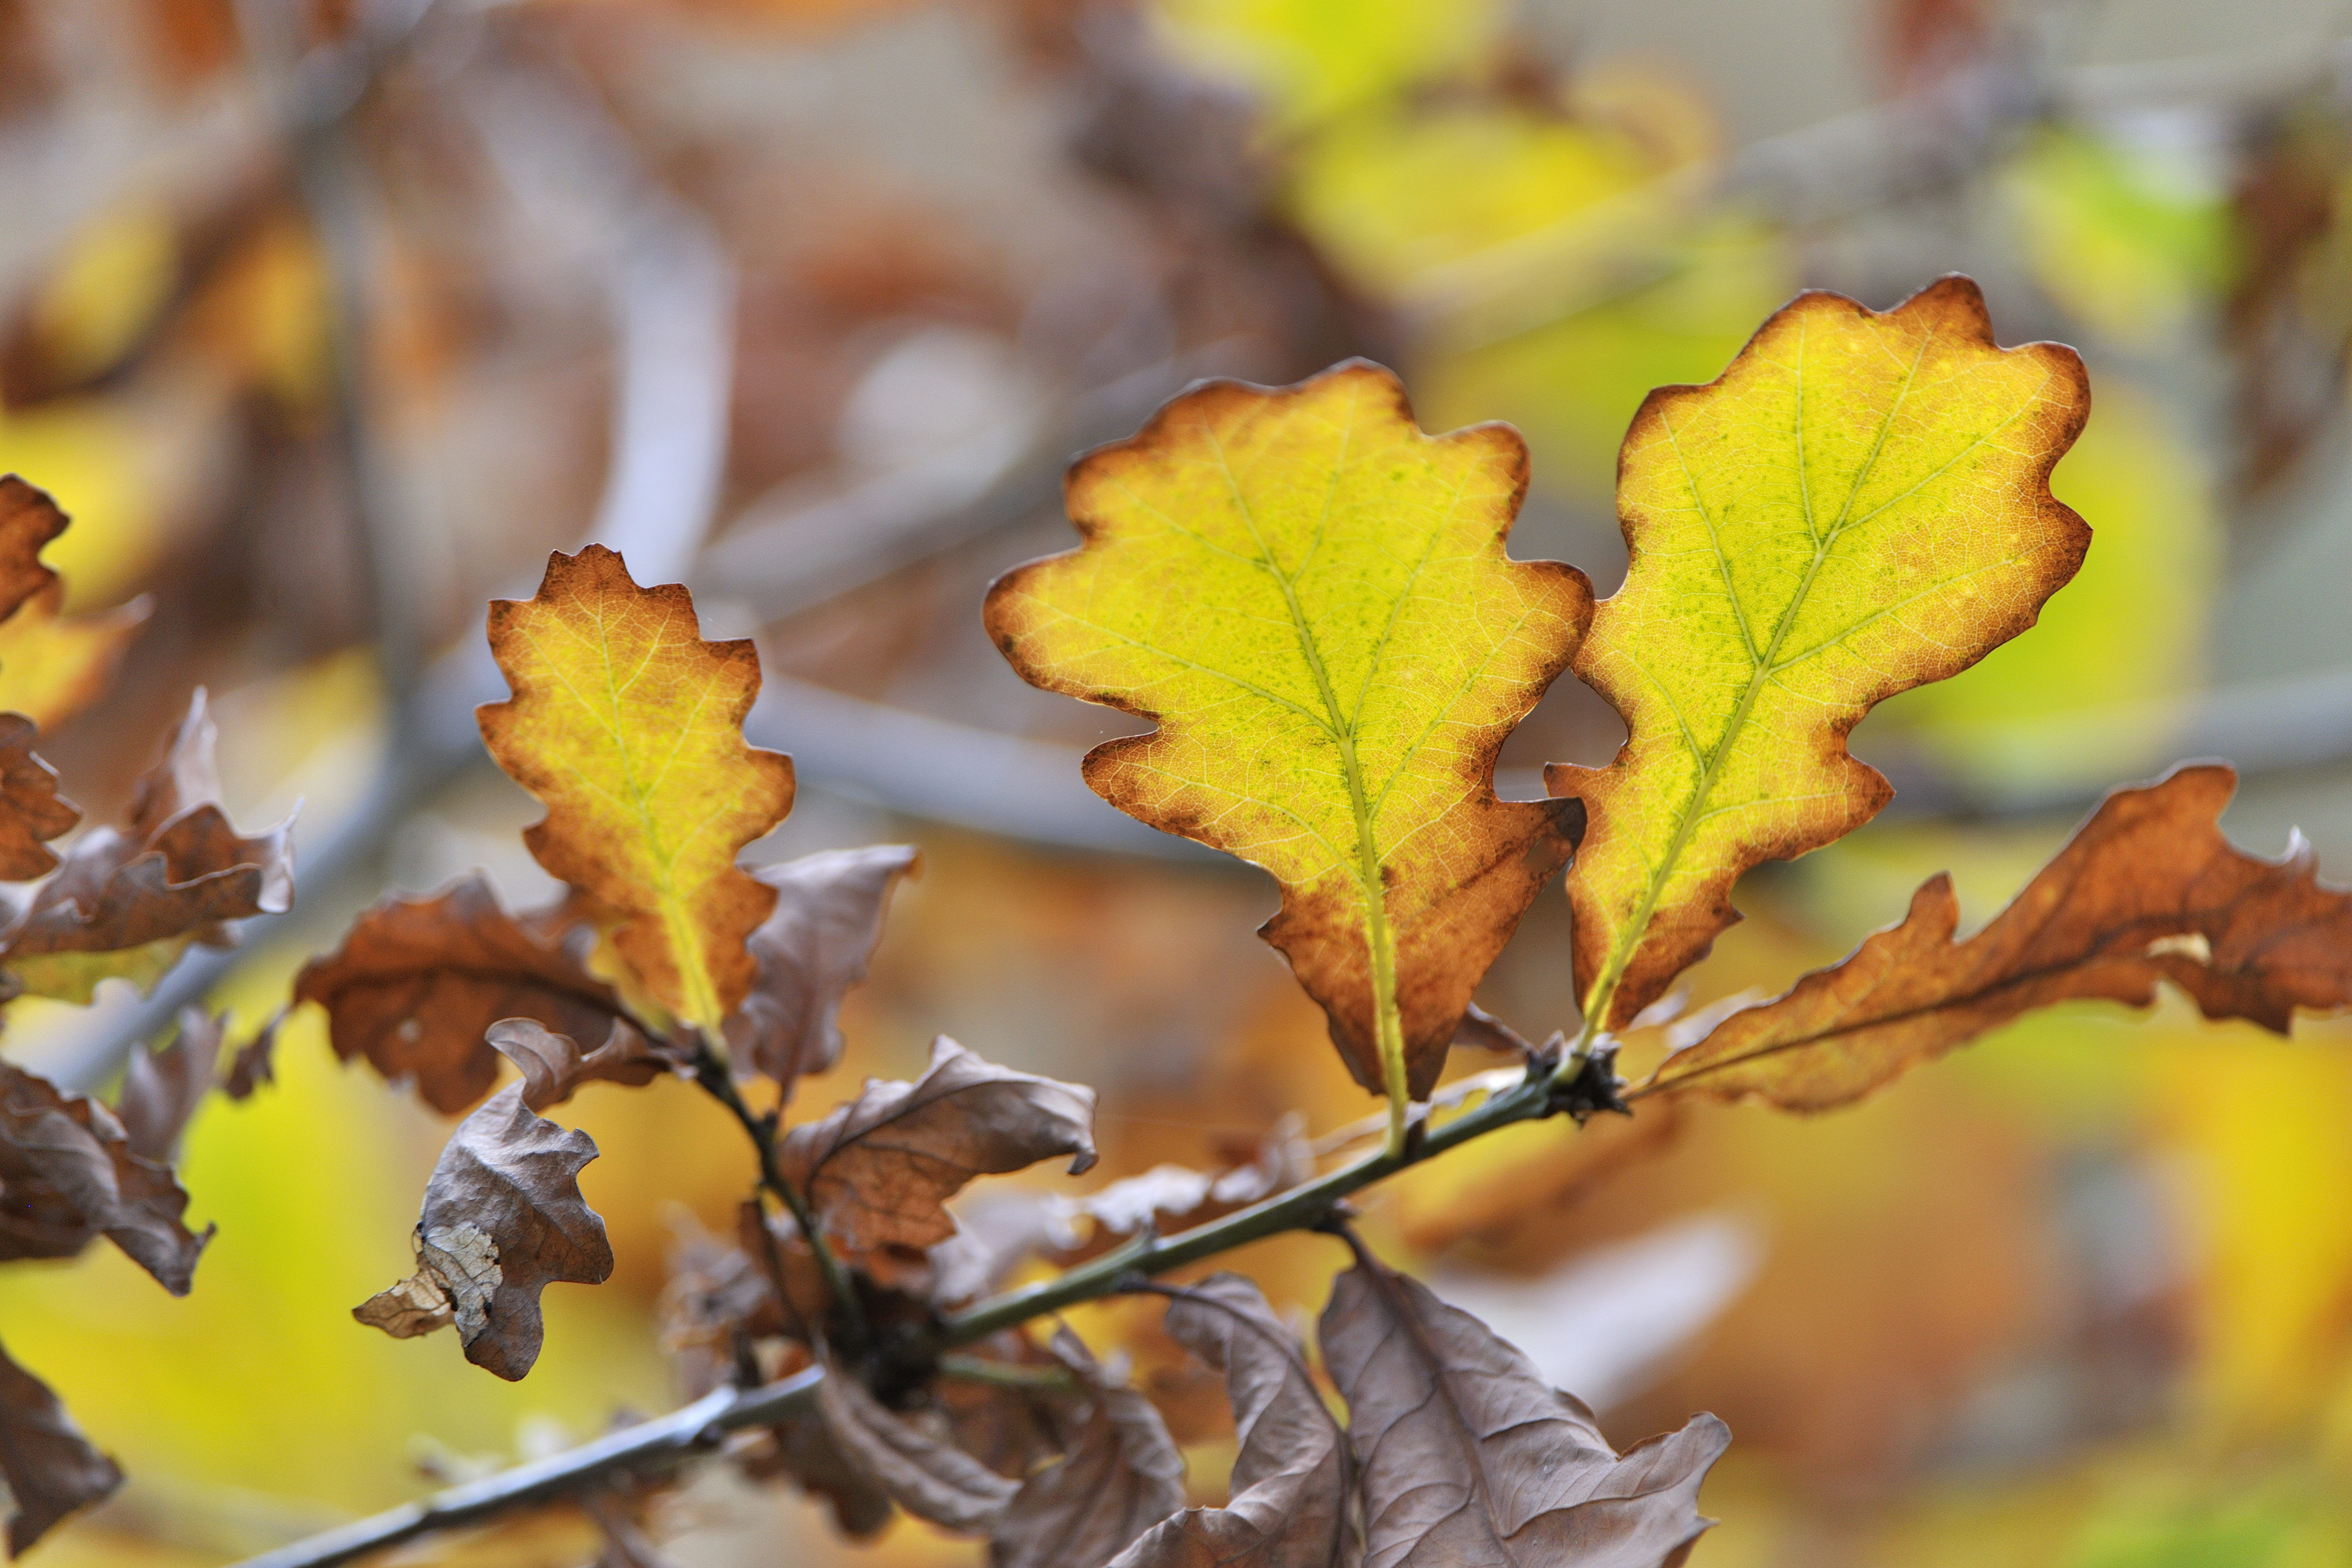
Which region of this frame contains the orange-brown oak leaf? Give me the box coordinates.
[1548,278,2091,1029]
[0,478,69,625]
[0,1337,122,1556]
[353,1082,614,1380]
[781,1036,1096,1253]
[296,873,627,1115]
[1647,763,2352,1111]
[986,361,1590,1107]
[0,714,76,882]
[724,845,919,1096]
[1320,1251,1727,1568]
[478,545,795,1034]
[0,1060,209,1292]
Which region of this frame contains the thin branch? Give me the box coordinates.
[233,1367,821,1568]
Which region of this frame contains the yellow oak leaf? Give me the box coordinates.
[985,361,1590,1130]
[1547,277,2091,1030]
[478,546,794,1034]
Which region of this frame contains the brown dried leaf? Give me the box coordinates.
[1111,1274,1349,1568]
[0,713,76,882]
[1320,1253,1727,1568]
[222,1008,285,1101]
[353,1083,614,1380]
[1060,1117,1312,1264]
[0,1060,209,1291]
[485,1017,675,1113]
[817,1360,1017,1533]
[741,1405,894,1540]
[1650,765,2352,1111]
[0,479,68,627]
[0,1336,122,1556]
[724,845,919,1094]
[992,1330,1187,1568]
[296,873,626,1115]
[782,1036,1097,1253]
[114,1006,225,1161]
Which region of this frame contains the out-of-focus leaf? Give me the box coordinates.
[0,1336,122,1556]
[987,362,1589,1105]
[1648,765,2352,1111]
[0,582,150,735]
[723,844,919,1095]
[781,1036,1097,1253]
[0,1059,208,1292]
[0,477,70,621]
[1152,0,1499,129]
[1110,1274,1348,1568]
[738,1401,895,1540]
[353,1082,614,1380]
[0,712,76,883]
[1548,278,2090,1029]
[3,691,293,1002]
[1390,1098,1683,1253]
[817,1358,1015,1533]
[485,1017,676,1113]
[1062,1116,1312,1262]
[478,545,795,1034]
[1319,1251,1727,1567]
[296,873,627,1115]
[115,1005,225,1161]
[993,1328,1187,1568]
[222,1007,285,1101]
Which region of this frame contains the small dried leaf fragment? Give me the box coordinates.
[0,1336,122,1556]
[725,845,919,1094]
[297,873,626,1114]
[992,1330,1187,1568]
[782,1037,1096,1253]
[818,1362,1016,1533]
[1549,278,2091,1028]
[0,713,76,881]
[114,1006,225,1160]
[222,1008,285,1101]
[0,583,149,735]
[987,361,1591,1102]
[1649,763,2352,1111]
[0,1060,208,1290]
[486,1017,674,1112]
[1110,1274,1348,1568]
[478,545,795,1033]
[1320,1253,1727,1568]
[354,1083,613,1380]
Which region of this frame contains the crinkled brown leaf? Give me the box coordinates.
[485,1017,675,1112]
[222,1008,285,1101]
[0,1060,209,1291]
[1648,763,2352,1111]
[0,1335,122,1556]
[817,1360,1017,1533]
[297,873,626,1114]
[114,1006,225,1162]
[724,845,919,1094]
[0,712,76,882]
[2,692,292,1003]
[1320,1252,1727,1568]
[353,1082,614,1380]
[782,1036,1097,1253]
[1111,1274,1350,1568]
[992,1330,1187,1568]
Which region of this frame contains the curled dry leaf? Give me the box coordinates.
[987,361,1590,1103]
[992,1330,1187,1568]
[817,1359,1017,1534]
[297,872,626,1115]
[724,845,919,1094]
[0,713,76,883]
[1320,1252,1728,1568]
[782,1036,1097,1253]
[1110,1274,1348,1568]
[1649,764,2352,1111]
[485,1017,675,1112]
[1549,278,2091,1029]
[115,1006,226,1161]
[0,1060,209,1291]
[354,1083,614,1380]
[3,691,294,1004]
[0,1335,122,1556]
[478,545,795,1034]
[222,1008,286,1101]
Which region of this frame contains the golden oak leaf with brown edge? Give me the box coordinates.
[478,546,794,1035]
[986,362,1589,1126]
[1644,764,2352,1112]
[1548,277,2091,1030]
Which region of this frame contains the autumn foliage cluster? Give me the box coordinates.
[5,274,2352,1568]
